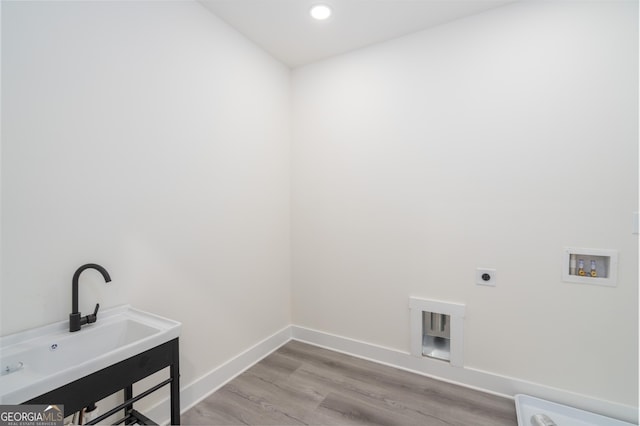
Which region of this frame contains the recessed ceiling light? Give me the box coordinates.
[310,4,332,20]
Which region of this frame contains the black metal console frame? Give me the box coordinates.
[24,338,180,425]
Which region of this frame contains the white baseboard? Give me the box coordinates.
[291,325,638,425]
[147,325,292,425]
[147,324,637,425]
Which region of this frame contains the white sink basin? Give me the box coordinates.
[0,305,181,404]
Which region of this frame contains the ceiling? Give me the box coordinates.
[201,0,514,68]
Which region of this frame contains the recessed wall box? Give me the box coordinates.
[422,311,451,361]
[562,247,618,287]
[409,297,465,367]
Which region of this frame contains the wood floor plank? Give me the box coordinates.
[209,386,305,425]
[181,396,249,425]
[278,341,516,425]
[317,391,446,426]
[288,359,512,426]
[293,367,454,425]
[232,371,324,419]
[181,341,517,425]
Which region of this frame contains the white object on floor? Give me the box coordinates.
[515,395,636,426]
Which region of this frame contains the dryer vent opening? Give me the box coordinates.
[409,297,466,367]
[422,311,451,361]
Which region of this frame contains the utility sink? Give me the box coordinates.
[0,305,181,404]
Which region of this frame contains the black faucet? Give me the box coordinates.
[69,263,111,332]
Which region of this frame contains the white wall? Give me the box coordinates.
[2,0,638,417]
[1,0,291,402]
[292,0,638,408]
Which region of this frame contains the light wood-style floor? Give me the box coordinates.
[181,340,517,425]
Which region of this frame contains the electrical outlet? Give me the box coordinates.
[476,268,496,286]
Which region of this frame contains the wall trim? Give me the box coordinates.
[148,325,292,425]
[291,325,638,425]
[148,324,637,425]
[409,296,466,367]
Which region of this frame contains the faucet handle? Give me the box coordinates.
[86,303,100,324]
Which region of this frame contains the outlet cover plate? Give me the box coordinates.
[476,268,496,286]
